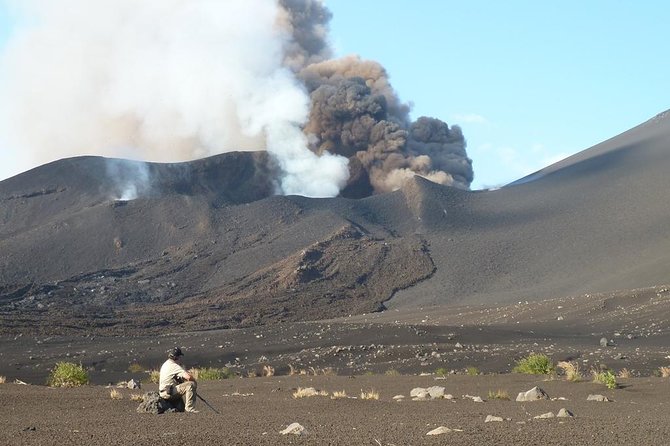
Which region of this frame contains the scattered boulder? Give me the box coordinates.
[485,415,504,423]
[557,408,574,418]
[587,394,612,402]
[426,386,446,399]
[411,386,449,400]
[516,387,549,402]
[281,423,307,436]
[534,412,555,419]
[411,389,430,400]
[136,392,183,414]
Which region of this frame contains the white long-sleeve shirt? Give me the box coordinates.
[159,358,188,393]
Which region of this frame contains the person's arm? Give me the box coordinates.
[179,370,196,382]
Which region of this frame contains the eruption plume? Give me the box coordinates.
[0,0,473,198]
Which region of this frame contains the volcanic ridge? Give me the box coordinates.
[1,111,670,336]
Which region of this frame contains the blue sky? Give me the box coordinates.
[328,1,669,188]
[0,1,668,189]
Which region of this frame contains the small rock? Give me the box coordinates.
[516,386,549,402]
[426,426,454,435]
[485,415,504,423]
[392,395,405,401]
[534,412,555,419]
[455,343,463,348]
[127,379,141,389]
[280,423,307,436]
[557,408,574,418]
[587,394,611,402]
[471,396,484,403]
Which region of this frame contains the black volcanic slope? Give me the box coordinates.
[1,111,670,334]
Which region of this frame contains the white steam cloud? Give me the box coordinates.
[0,0,349,197]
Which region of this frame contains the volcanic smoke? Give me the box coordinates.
[0,0,473,198]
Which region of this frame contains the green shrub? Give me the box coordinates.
[594,370,618,389]
[384,369,400,376]
[435,367,448,377]
[513,354,554,375]
[194,367,234,381]
[47,362,89,387]
[466,366,480,376]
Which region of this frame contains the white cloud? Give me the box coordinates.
[451,113,488,124]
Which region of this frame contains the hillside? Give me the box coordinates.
[1,111,669,334]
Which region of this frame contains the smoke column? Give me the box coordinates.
[0,0,348,197]
[0,0,473,198]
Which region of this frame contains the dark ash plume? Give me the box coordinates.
[280,1,474,197]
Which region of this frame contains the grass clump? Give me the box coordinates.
[293,387,328,398]
[487,389,510,400]
[593,370,618,389]
[513,354,554,375]
[192,367,235,381]
[360,389,379,400]
[130,393,144,402]
[384,369,400,376]
[330,390,348,399]
[0,376,6,384]
[466,366,480,376]
[147,369,160,384]
[47,362,89,387]
[557,361,582,382]
[618,368,632,379]
[128,363,144,374]
[109,389,123,400]
[659,366,670,378]
[435,367,448,377]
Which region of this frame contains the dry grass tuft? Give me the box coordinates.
[660,366,670,378]
[0,376,6,384]
[262,365,275,377]
[147,370,160,384]
[130,393,144,402]
[618,368,632,379]
[487,389,510,400]
[360,389,379,400]
[330,390,348,399]
[127,363,144,374]
[292,387,329,399]
[110,389,123,400]
[557,361,582,382]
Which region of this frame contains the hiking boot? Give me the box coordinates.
[186,409,199,413]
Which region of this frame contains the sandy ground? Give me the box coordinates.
[3,290,670,446]
[3,374,670,446]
